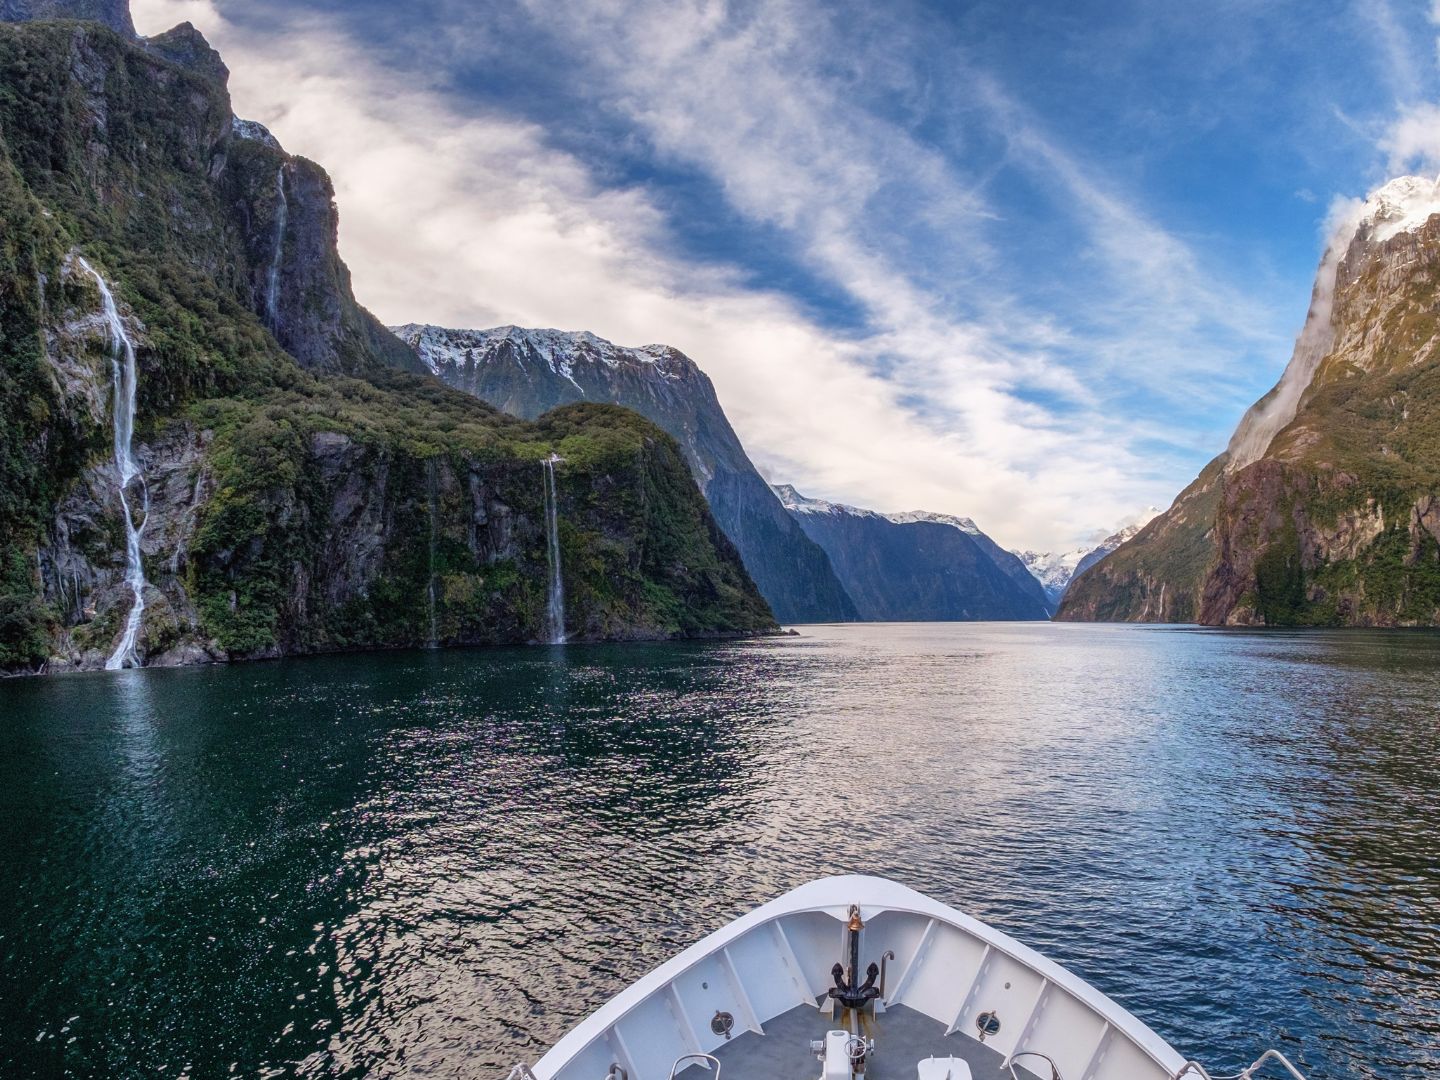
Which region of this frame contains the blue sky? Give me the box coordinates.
[134,0,1440,550]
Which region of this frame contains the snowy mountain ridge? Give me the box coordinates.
[770,484,1050,620]
[1013,509,1161,606]
[771,484,885,520]
[773,490,989,535]
[885,509,983,534]
[390,323,684,392]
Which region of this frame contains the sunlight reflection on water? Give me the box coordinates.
[2,624,1436,1079]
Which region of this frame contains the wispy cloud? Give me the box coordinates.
[1357,0,1424,104]
[130,0,1298,552]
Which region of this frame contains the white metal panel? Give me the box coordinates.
[892,921,989,1025]
[884,918,937,1004]
[953,949,1046,1056]
[775,910,843,997]
[718,947,763,1034]
[726,924,809,1023]
[1012,984,1109,1079]
[1088,1028,1175,1080]
[613,991,686,1080]
[551,1035,616,1080]
[671,954,746,1054]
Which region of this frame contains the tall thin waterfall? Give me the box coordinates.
[264,165,288,329]
[426,459,440,649]
[79,257,149,670]
[541,455,566,645]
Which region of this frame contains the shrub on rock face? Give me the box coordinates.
[0,14,774,671]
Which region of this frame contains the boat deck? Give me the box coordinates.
[677,1003,1041,1080]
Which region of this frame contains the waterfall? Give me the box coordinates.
[542,455,566,645]
[426,458,440,649]
[264,165,288,330]
[79,257,149,670]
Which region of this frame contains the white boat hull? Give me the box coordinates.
[530,875,1188,1080]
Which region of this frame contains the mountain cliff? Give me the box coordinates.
[773,487,1050,621]
[0,6,773,672]
[1015,514,1158,610]
[390,324,858,623]
[1061,176,1440,626]
[0,0,132,34]
[886,509,1053,615]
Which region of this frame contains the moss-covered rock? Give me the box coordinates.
[1061,201,1440,627]
[0,13,773,672]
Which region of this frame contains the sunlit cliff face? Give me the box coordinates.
[1226,174,1440,473]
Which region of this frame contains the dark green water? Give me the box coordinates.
[2,623,1437,1079]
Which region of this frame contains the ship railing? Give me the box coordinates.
[1173,1049,1310,1080]
[668,1053,721,1078]
[1007,1050,1062,1079]
[504,1066,539,1080]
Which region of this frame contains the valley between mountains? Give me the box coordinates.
[7,0,1440,677]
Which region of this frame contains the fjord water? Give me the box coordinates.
[2,625,1436,1079]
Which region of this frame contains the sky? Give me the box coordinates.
[131,0,1440,552]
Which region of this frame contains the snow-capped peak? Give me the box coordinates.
[771,488,989,530]
[885,509,982,534]
[1011,507,1160,602]
[1013,548,1089,590]
[771,484,882,519]
[1355,174,1440,244]
[389,323,684,389]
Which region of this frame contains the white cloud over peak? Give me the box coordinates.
[130,0,1285,552]
[1382,102,1440,173]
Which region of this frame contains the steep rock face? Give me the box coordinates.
[241,150,418,375]
[1014,514,1159,611]
[1062,177,1440,625]
[144,21,228,84]
[774,487,1049,621]
[0,0,132,35]
[0,11,773,671]
[888,509,1053,615]
[391,324,858,623]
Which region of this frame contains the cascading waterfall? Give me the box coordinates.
[542,455,566,645]
[79,257,149,670]
[264,165,288,330]
[426,458,440,649]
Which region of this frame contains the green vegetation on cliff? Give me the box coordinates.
[0,16,773,670]
[1061,213,1440,628]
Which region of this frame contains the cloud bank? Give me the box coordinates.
[131,0,1319,551]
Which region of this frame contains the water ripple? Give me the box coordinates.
[1,625,1436,1078]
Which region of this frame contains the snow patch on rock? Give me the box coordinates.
[1227,174,1440,472]
[231,117,280,150]
[390,323,684,391]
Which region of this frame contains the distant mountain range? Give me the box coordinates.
[1013,514,1159,608]
[391,323,1071,624]
[772,486,1051,621]
[390,324,858,624]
